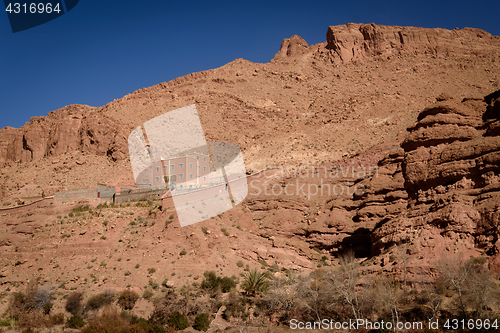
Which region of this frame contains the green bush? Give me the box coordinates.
[236,260,244,268]
[220,277,236,293]
[148,267,156,275]
[67,314,85,329]
[167,312,188,330]
[193,313,210,331]
[117,290,139,310]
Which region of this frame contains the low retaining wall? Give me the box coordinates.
[55,189,97,202]
[113,189,166,204]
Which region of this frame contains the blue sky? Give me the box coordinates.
[1,0,499,129]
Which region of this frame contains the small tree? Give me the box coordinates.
[326,250,365,320]
[436,254,472,317]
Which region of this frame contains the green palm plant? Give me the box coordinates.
[241,269,270,295]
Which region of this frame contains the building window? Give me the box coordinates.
[155,177,159,182]
[203,166,206,172]
[190,174,193,179]
[190,163,193,169]
[171,165,175,170]
[156,167,159,172]
[203,157,206,161]
[203,177,206,181]
[180,163,184,169]
[164,166,168,171]
[197,156,199,160]
[189,185,192,188]
[180,185,183,189]
[180,174,183,179]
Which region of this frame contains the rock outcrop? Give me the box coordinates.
[351,90,500,263]
[0,105,129,167]
[293,89,500,270]
[272,35,310,60]
[323,23,500,64]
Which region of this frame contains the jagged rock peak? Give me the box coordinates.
[272,35,309,60]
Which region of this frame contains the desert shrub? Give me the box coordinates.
[130,316,166,333]
[42,302,53,315]
[80,307,140,333]
[46,313,65,326]
[18,311,45,328]
[200,271,235,293]
[269,264,280,273]
[167,312,188,331]
[193,313,210,331]
[143,289,154,300]
[220,277,236,293]
[66,314,85,329]
[201,271,219,291]
[148,279,159,290]
[222,290,247,320]
[117,290,139,310]
[236,260,244,268]
[7,292,35,320]
[65,292,83,315]
[85,290,115,311]
[5,278,51,320]
[180,249,187,256]
[241,269,269,295]
[148,267,157,275]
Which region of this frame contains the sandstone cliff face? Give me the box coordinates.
[328,90,500,267]
[0,105,129,167]
[322,23,500,64]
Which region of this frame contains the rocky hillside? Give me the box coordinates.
[1,25,500,323]
[0,23,499,205]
